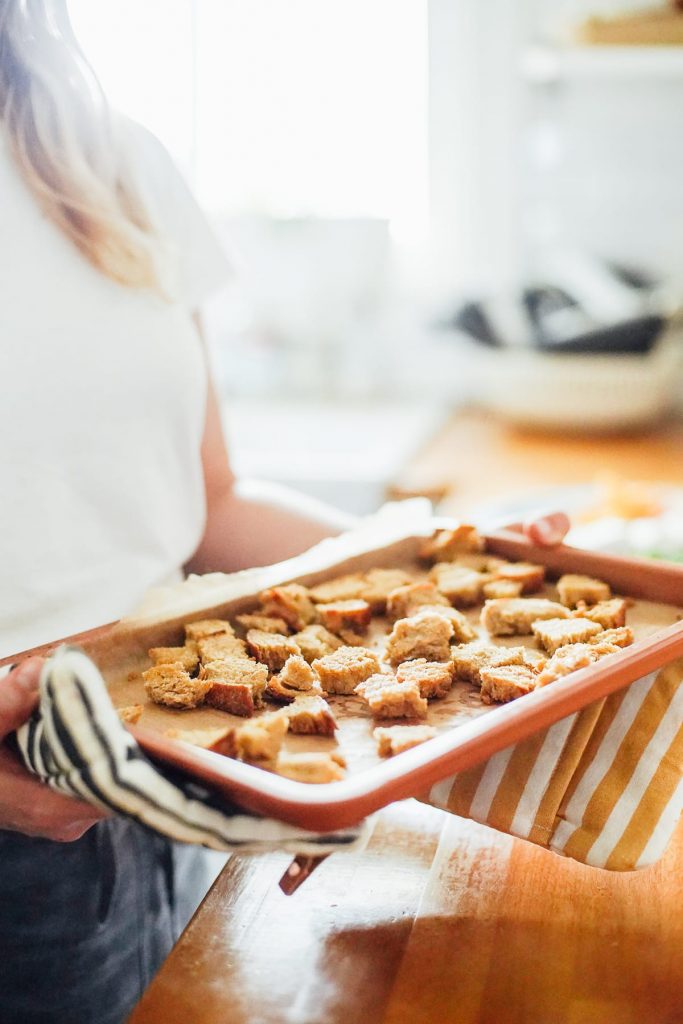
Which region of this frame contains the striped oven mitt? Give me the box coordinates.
[13,646,365,856]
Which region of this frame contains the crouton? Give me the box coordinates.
[385,611,453,666]
[574,598,627,630]
[275,751,346,783]
[292,624,343,662]
[355,673,428,719]
[117,704,144,726]
[532,617,603,655]
[481,598,570,636]
[359,568,414,612]
[235,613,291,635]
[451,643,526,685]
[589,626,634,650]
[200,658,267,716]
[480,664,539,704]
[482,579,523,600]
[374,724,437,756]
[235,712,289,762]
[317,599,372,634]
[185,619,234,642]
[420,605,478,643]
[419,524,484,562]
[148,644,199,673]
[492,561,546,594]
[430,563,488,607]
[386,581,450,621]
[165,725,238,758]
[308,574,366,604]
[259,584,317,631]
[246,629,301,673]
[312,646,381,695]
[453,553,506,572]
[557,574,611,608]
[396,658,455,700]
[286,695,337,736]
[197,633,247,663]
[279,654,317,690]
[537,643,604,687]
[142,663,212,709]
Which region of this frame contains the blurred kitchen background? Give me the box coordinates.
[68,0,683,553]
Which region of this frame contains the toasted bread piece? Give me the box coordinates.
[430,563,489,607]
[385,611,453,666]
[482,579,523,600]
[148,644,199,673]
[355,673,428,719]
[246,629,301,672]
[396,658,455,700]
[185,619,235,642]
[200,658,267,716]
[359,568,414,612]
[279,654,318,691]
[317,599,372,635]
[312,646,381,695]
[292,624,343,663]
[451,643,526,685]
[286,695,337,736]
[197,634,247,663]
[143,664,212,709]
[492,561,545,595]
[480,664,538,704]
[337,628,368,647]
[589,626,634,650]
[386,581,450,621]
[235,712,289,762]
[532,617,602,655]
[259,584,317,631]
[419,605,478,643]
[374,724,437,756]
[574,598,627,630]
[481,598,570,636]
[235,613,291,635]
[275,751,346,783]
[308,573,366,604]
[537,643,606,687]
[419,525,484,562]
[557,574,611,608]
[453,553,506,572]
[165,725,238,758]
[117,704,144,726]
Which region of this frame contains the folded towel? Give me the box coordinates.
[14,646,365,856]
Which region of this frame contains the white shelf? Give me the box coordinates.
[522,44,683,83]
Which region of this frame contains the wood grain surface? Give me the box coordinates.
[131,799,683,1024]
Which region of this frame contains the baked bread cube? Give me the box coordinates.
[386,581,450,621]
[311,646,381,695]
[317,599,372,635]
[557,574,611,608]
[532,616,602,655]
[265,674,323,704]
[396,658,455,700]
[492,561,545,595]
[589,626,633,650]
[482,579,523,600]
[355,673,428,719]
[292,624,343,662]
[165,725,238,758]
[142,664,212,709]
[200,659,267,716]
[259,584,317,631]
[480,664,538,704]
[337,628,368,647]
[452,553,505,572]
[235,613,291,635]
[286,695,337,736]
[420,605,478,643]
[481,598,569,636]
[537,643,604,687]
[419,524,484,562]
[574,598,627,630]
[430,563,488,607]
[117,704,144,726]
[359,568,414,612]
[309,573,365,604]
[148,644,199,673]
[246,629,301,673]
[451,643,525,685]
[275,751,346,783]
[185,619,234,642]
[374,724,437,756]
[197,633,247,663]
[279,654,318,691]
[385,610,454,666]
[235,712,289,762]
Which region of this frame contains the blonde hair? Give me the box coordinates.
[0,0,158,288]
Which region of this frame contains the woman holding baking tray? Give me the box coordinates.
[0,2,569,1021]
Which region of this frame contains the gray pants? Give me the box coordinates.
[0,819,210,1024]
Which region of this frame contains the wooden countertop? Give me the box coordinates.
[131,410,683,1024]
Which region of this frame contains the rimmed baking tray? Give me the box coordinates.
[4,529,683,832]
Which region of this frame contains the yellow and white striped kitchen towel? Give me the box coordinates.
[424,659,683,870]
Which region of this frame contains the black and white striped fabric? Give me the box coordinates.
[14,646,364,855]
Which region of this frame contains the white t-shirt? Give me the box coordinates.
[0,123,230,658]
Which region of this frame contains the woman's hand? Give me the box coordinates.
[510,511,571,547]
[0,658,107,842]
